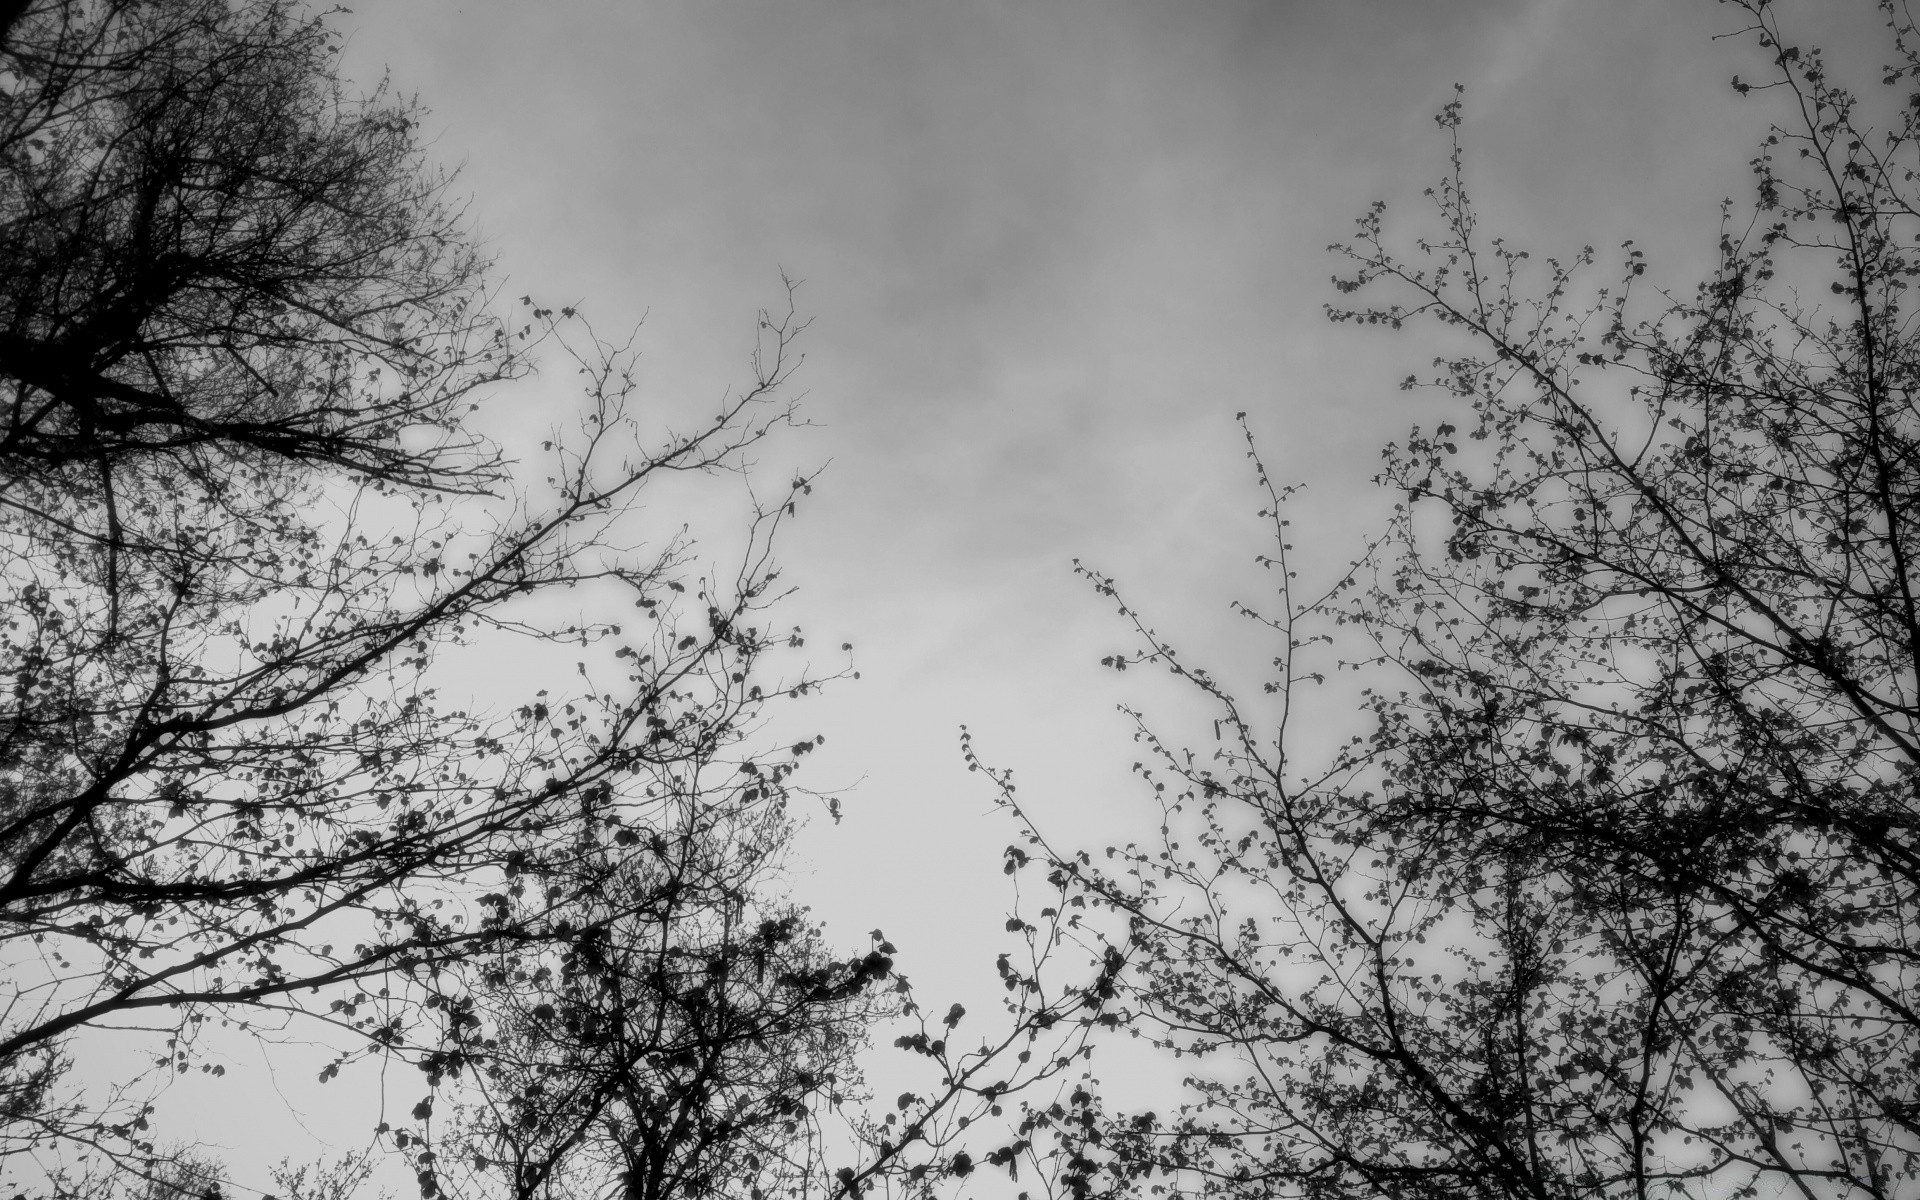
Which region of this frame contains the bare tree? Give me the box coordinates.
[0,2,876,1196]
[1001,3,1920,1199]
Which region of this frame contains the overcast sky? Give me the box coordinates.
[199,0,1852,1177]
[323,0,1785,1028]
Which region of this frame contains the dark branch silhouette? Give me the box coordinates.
[999,5,1920,1199]
[0,4,888,1198]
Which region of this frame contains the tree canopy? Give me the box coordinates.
[0,2,896,1196]
[23,1,1920,1199]
[997,3,1920,1198]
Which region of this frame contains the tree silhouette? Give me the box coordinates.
[0,2,873,1195]
[1002,4,1920,1198]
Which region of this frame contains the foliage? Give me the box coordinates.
[1000,3,1920,1198]
[128,1148,225,1200]
[822,846,1124,1200]
[437,806,888,1200]
[0,1,880,1196]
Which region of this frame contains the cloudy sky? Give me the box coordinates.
[203,0,1848,1174]
[324,0,1786,1022]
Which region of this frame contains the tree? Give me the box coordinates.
[1000,3,1920,1198]
[0,1,877,1195]
[0,0,504,498]
[435,801,893,1200]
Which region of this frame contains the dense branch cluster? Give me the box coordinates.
[0,4,1136,1198]
[997,3,1920,1199]
[0,3,898,1197]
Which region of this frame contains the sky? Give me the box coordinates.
[134,0,1873,1185]
[325,0,1759,949]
